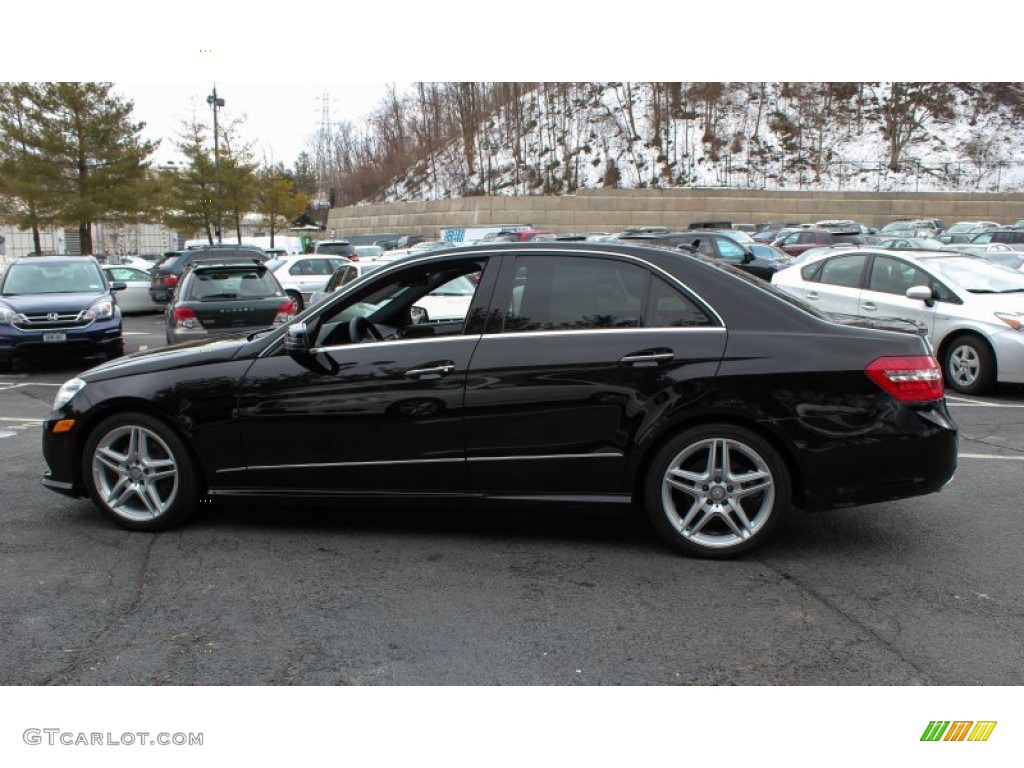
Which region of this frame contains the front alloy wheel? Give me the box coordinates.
[646,425,789,558]
[83,413,199,530]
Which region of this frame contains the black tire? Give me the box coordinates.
[82,412,200,531]
[644,424,790,558]
[287,291,304,312]
[943,334,995,395]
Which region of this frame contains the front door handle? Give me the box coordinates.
[404,361,456,379]
[861,302,877,312]
[806,291,819,300]
[619,348,674,367]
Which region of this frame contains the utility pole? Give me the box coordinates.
[207,85,225,244]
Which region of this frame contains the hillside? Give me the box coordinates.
[321,83,1024,204]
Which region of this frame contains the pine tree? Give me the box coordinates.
[254,168,308,248]
[0,83,54,253]
[18,82,157,254]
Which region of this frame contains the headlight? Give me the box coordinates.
[54,378,86,410]
[995,312,1024,331]
[0,306,24,325]
[82,300,114,321]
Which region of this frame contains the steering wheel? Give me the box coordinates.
[349,315,384,343]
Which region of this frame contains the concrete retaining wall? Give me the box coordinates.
[325,188,1024,238]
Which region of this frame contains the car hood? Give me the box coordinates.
[0,292,106,314]
[80,336,253,382]
[959,290,1024,311]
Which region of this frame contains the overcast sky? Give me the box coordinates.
[111,82,399,167]
[5,2,1011,175]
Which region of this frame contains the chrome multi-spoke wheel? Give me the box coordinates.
[92,425,179,521]
[646,426,789,558]
[84,413,198,530]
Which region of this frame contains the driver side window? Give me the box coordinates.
[311,259,487,348]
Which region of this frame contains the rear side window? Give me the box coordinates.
[646,278,713,328]
[505,256,647,332]
[817,254,868,288]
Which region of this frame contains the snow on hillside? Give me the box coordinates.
[377,83,1024,203]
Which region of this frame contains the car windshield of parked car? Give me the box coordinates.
[187,269,280,300]
[927,256,1024,293]
[2,261,105,295]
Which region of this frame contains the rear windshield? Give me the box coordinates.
[187,269,282,300]
[316,243,355,256]
[831,233,865,244]
[2,261,106,295]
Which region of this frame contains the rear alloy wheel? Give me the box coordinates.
[645,425,790,558]
[944,335,995,395]
[83,412,199,531]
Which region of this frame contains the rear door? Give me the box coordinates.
[800,252,869,316]
[464,251,726,496]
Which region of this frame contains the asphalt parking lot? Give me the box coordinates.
[1,314,1022,685]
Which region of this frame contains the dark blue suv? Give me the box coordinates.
[0,256,125,370]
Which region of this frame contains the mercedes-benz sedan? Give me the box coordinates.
[42,242,957,558]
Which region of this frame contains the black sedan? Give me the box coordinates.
[41,242,958,558]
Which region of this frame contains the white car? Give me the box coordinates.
[101,265,163,313]
[772,248,1024,394]
[264,255,354,311]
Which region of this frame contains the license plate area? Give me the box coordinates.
[43,332,67,343]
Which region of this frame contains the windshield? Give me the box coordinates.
[927,256,1024,293]
[2,261,106,295]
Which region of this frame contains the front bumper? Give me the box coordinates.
[0,322,122,362]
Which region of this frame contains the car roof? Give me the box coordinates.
[13,255,100,265]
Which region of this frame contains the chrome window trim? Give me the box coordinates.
[258,245,727,357]
[481,328,726,340]
[309,333,483,356]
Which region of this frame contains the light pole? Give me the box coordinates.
[207,86,225,244]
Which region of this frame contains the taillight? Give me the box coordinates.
[349,253,359,261]
[274,300,296,325]
[172,307,197,328]
[865,356,944,402]
[166,274,179,287]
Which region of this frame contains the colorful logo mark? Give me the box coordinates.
[921,721,997,742]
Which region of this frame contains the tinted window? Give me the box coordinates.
[867,256,932,295]
[817,254,867,288]
[186,269,280,300]
[646,278,713,328]
[505,256,647,332]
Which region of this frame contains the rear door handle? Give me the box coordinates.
[806,291,819,300]
[861,302,877,312]
[619,349,674,367]
[404,361,456,379]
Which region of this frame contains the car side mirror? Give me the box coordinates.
[110,281,127,291]
[906,285,934,306]
[284,321,311,355]
[742,251,755,263]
